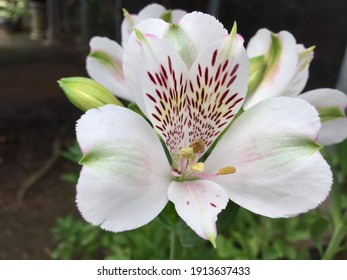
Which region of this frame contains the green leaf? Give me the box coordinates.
[216,200,240,232]
[175,218,205,248]
[310,218,329,253]
[60,172,79,183]
[159,201,178,228]
[60,141,82,163]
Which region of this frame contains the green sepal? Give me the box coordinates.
[58,77,124,112]
[318,107,345,122]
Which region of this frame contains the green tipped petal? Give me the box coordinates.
[298,45,315,71]
[318,107,346,122]
[266,34,282,76]
[133,28,146,43]
[248,55,267,94]
[164,24,196,68]
[89,51,120,72]
[58,77,124,111]
[160,10,173,23]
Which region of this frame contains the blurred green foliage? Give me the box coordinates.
[54,141,347,260]
[0,0,27,24]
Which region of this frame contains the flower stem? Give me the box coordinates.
[322,213,347,260]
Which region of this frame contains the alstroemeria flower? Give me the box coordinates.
[121,3,186,47]
[86,3,186,101]
[244,28,347,145]
[76,13,332,246]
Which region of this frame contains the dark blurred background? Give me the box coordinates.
[1,0,346,259]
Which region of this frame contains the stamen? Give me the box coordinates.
[180,147,193,159]
[218,166,236,175]
[190,139,205,153]
[190,162,205,173]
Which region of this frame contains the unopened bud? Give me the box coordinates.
[58,77,124,111]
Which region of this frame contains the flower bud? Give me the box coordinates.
[58,77,124,111]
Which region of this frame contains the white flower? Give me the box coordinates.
[75,13,332,246]
[85,3,186,102]
[244,28,347,145]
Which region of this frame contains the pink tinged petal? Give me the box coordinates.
[244,29,298,109]
[123,19,171,114]
[76,105,171,232]
[299,88,347,145]
[186,29,249,152]
[86,37,131,101]
[168,180,228,247]
[206,97,332,218]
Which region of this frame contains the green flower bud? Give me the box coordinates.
[58,77,124,111]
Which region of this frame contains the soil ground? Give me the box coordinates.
[0,29,86,259]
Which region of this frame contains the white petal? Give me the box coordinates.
[186,31,249,152]
[172,9,187,23]
[244,30,298,109]
[299,88,347,109]
[123,19,170,113]
[246,28,272,57]
[76,105,171,232]
[282,45,314,97]
[136,3,166,22]
[206,97,332,218]
[283,67,309,97]
[121,4,165,47]
[299,88,347,145]
[168,180,228,245]
[121,14,137,47]
[178,12,228,64]
[318,118,347,145]
[86,37,130,101]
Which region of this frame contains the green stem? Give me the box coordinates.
[322,214,347,260]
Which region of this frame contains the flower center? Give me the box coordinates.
[171,140,236,181]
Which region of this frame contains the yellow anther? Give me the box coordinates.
[218,166,236,175]
[190,139,205,153]
[190,162,205,173]
[180,147,193,159]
